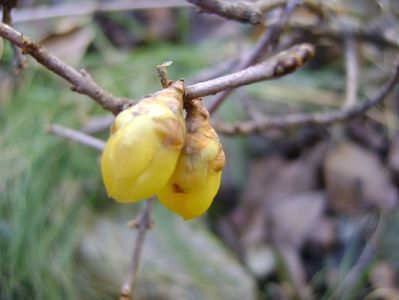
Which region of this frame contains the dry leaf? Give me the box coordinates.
[370,262,398,290]
[325,142,397,214]
[270,191,326,248]
[236,143,326,248]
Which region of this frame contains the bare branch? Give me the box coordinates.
[207,0,302,113]
[286,22,399,49]
[1,0,27,73]
[120,199,153,300]
[81,115,114,134]
[0,23,314,116]
[185,43,315,100]
[12,0,191,23]
[213,65,399,135]
[187,0,326,26]
[343,35,359,108]
[47,124,105,151]
[0,22,126,114]
[257,0,326,18]
[189,0,398,50]
[187,0,264,25]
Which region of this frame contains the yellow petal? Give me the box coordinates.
[157,99,225,219]
[158,157,222,220]
[101,81,186,203]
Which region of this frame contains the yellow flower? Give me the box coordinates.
[101,81,186,202]
[157,99,225,220]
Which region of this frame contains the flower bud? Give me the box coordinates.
[157,99,225,220]
[101,81,186,202]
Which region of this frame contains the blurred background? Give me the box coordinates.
[1,0,399,299]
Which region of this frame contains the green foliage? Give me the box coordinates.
[0,69,100,299]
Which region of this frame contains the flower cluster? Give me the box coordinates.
[101,81,225,220]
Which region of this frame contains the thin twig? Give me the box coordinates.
[47,124,105,151]
[207,0,302,114]
[257,0,326,18]
[284,21,399,49]
[156,61,173,88]
[343,35,359,108]
[187,0,264,25]
[0,22,126,114]
[1,0,27,74]
[12,0,191,23]
[213,65,399,135]
[120,199,153,300]
[185,43,314,100]
[81,115,114,134]
[187,0,326,26]
[0,23,314,115]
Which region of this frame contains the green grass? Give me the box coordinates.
[0,68,101,299]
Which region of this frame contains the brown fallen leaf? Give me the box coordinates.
[370,262,399,291]
[236,143,327,248]
[324,141,397,214]
[270,191,327,248]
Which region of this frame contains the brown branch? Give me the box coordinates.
[12,0,191,23]
[257,0,326,18]
[120,199,153,300]
[187,0,327,26]
[187,0,264,25]
[213,65,399,135]
[81,115,114,134]
[206,0,302,114]
[185,43,315,100]
[0,22,126,114]
[286,21,399,49]
[1,0,27,74]
[47,124,105,151]
[0,22,314,116]
[343,35,359,108]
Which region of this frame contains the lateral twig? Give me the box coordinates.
[187,0,264,25]
[213,66,399,135]
[185,43,315,100]
[207,0,302,114]
[12,0,191,23]
[0,22,126,114]
[187,0,326,26]
[284,22,399,49]
[257,0,326,18]
[1,0,27,74]
[120,199,153,300]
[0,23,313,115]
[343,35,359,108]
[47,124,105,151]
